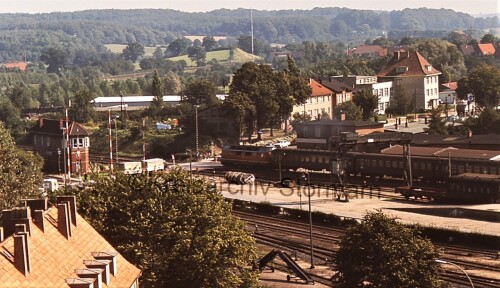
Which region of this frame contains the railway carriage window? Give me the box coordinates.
[365,159,370,167]
[372,160,376,167]
[392,161,397,168]
[385,161,390,168]
[318,157,323,164]
[427,163,432,170]
[413,162,419,170]
[311,156,316,163]
[420,163,426,170]
[236,151,242,155]
[245,152,251,156]
[458,165,464,173]
[473,166,480,173]
[451,165,456,174]
[379,160,383,167]
[466,165,472,173]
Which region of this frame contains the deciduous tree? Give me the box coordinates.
[334,211,441,288]
[69,89,96,123]
[122,42,145,62]
[353,89,378,120]
[333,101,363,121]
[456,64,500,109]
[75,168,259,288]
[0,122,43,211]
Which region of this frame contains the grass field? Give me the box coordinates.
[104,44,259,67]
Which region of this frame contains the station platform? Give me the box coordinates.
[219,182,500,237]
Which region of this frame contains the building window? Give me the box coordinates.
[34,135,38,145]
[46,136,51,147]
[72,138,84,148]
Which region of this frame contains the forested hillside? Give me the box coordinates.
[0,8,497,62]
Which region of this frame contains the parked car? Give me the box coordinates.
[274,140,291,148]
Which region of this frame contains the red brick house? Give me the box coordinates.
[0,196,141,288]
[29,118,91,175]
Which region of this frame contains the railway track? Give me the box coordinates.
[233,209,500,288]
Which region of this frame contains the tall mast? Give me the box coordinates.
[251,8,254,62]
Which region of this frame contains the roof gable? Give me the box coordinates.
[377,51,441,77]
[308,79,334,96]
[29,119,91,136]
[477,43,496,55]
[320,78,352,93]
[352,45,388,57]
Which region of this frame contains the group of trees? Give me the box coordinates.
[223,57,310,139]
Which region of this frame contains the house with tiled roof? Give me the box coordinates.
[0,196,141,288]
[292,79,334,120]
[459,44,476,56]
[320,78,354,110]
[330,75,393,115]
[2,61,28,71]
[29,118,91,176]
[377,51,441,111]
[476,43,496,56]
[351,45,388,58]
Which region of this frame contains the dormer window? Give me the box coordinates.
[395,66,408,73]
[426,65,432,71]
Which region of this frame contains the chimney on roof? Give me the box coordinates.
[23,198,48,212]
[1,207,32,239]
[84,260,111,285]
[65,278,95,288]
[57,196,77,226]
[14,224,31,276]
[57,202,72,239]
[39,117,43,128]
[32,210,45,232]
[75,268,103,288]
[92,252,118,276]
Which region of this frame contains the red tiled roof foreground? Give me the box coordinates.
[0,197,141,288]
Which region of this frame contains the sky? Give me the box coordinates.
[4,0,499,16]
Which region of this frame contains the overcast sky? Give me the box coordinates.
[4,1,499,16]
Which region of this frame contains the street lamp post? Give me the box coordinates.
[435,259,474,288]
[301,172,315,269]
[57,148,62,175]
[61,127,67,187]
[195,105,199,158]
[186,149,193,183]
